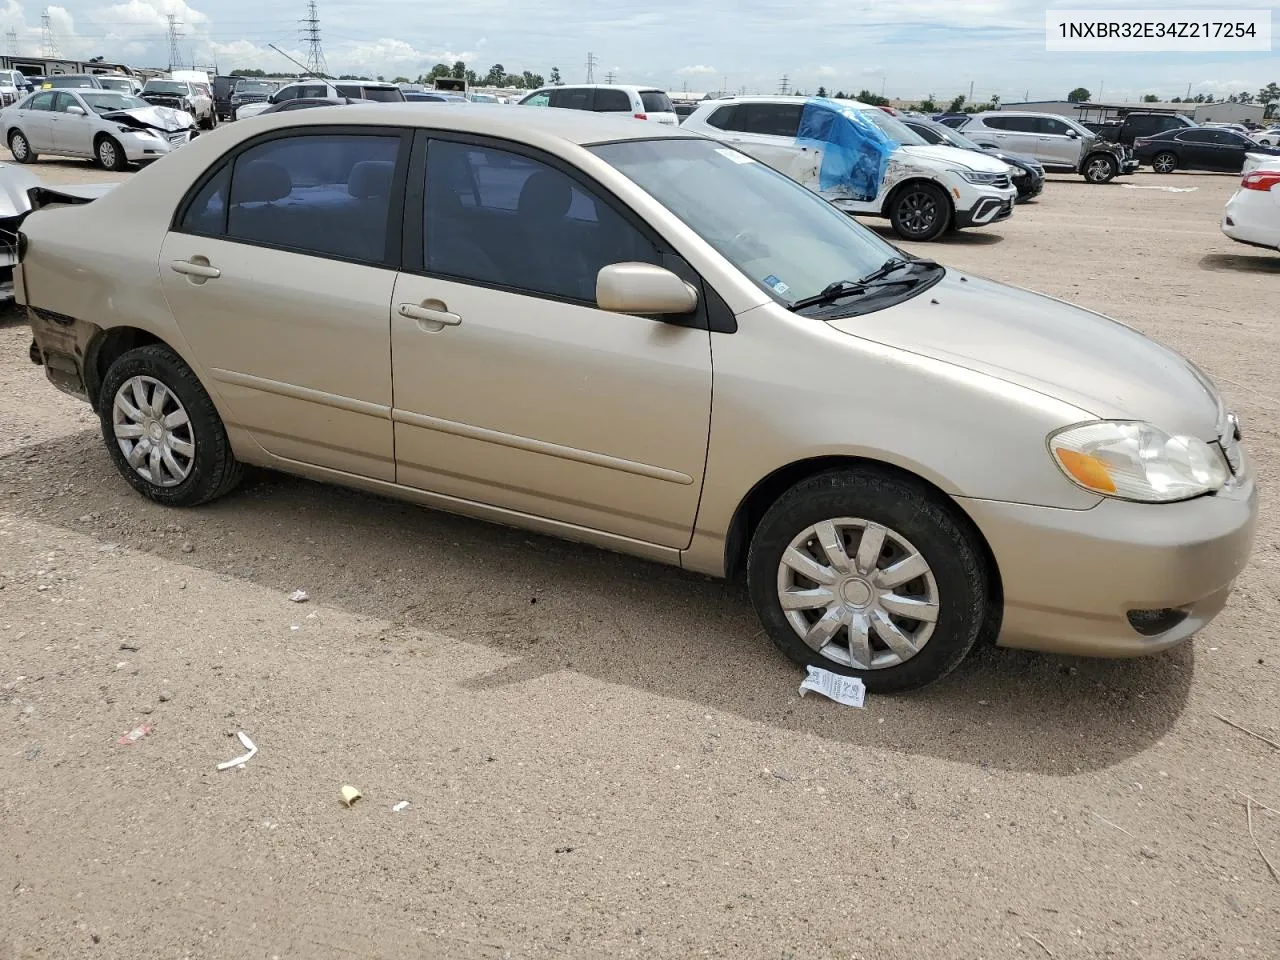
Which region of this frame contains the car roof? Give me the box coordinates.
[242,101,694,146]
[695,95,878,110]
[530,83,666,93]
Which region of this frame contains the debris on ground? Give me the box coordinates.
[215,731,258,771]
[392,800,411,813]
[1120,184,1198,193]
[158,690,172,703]
[116,723,152,746]
[798,665,866,708]
[340,785,362,807]
[288,590,310,603]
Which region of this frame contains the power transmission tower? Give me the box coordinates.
[778,74,790,95]
[40,8,59,58]
[301,1,327,77]
[604,71,615,84]
[585,51,597,83]
[6,28,18,56]
[166,14,184,71]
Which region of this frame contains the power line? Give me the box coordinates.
[40,8,59,58]
[5,29,17,57]
[585,51,597,84]
[166,14,184,71]
[301,0,327,77]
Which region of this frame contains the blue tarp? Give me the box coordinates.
[795,99,897,201]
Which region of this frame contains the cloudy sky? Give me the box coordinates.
[1,0,1275,102]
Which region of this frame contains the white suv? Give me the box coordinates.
[518,84,678,125]
[683,96,1017,241]
[236,79,405,120]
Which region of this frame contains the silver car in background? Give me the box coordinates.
[0,88,196,170]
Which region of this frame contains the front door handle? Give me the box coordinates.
[170,259,221,279]
[398,302,461,327]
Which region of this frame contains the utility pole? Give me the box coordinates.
[881,75,886,97]
[1099,80,1104,101]
[778,73,790,95]
[585,51,597,83]
[968,79,974,102]
[6,28,17,57]
[301,1,327,77]
[166,14,184,71]
[604,71,615,84]
[40,8,59,58]
[1185,81,1192,99]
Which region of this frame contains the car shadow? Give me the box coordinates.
[0,430,1195,775]
[862,223,1005,246]
[1199,252,1280,274]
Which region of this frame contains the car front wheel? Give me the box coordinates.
[889,182,952,242]
[1083,154,1118,183]
[98,344,243,507]
[95,135,127,171]
[747,469,989,693]
[1152,152,1178,174]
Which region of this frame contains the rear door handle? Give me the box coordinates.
[398,302,462,327]
[170,259,221,279]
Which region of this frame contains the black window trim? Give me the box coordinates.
[170,123,413,271]
[402,129,735,332]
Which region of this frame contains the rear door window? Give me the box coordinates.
[593,88,631,112]
[639,90,673,113]
[549,87,592,110]
[737,103,803,138]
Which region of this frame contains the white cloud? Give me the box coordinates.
[677,64,716,76]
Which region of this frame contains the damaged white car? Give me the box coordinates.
[0,89,197,171]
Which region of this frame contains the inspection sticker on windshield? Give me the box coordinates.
[763,275,791,296]
[715,147,756,164]
[799,666,867,708]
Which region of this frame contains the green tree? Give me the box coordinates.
[426,63,451,81]
[231,67,266,77]
[1171,96,1182,103]
[947,93,966,112]
[918,95,937,113]
[1141,93,1158,102]
[549,66,563,85]
[856,88,889,106]
[1257,81,1279,110]
[465,69,479,85]
[816,85,827,98]
[484,63,506,86]
[1238,91,1254,104]
[502,73,521,88]
[990,93,1000,106]
[1067,86,1091,102]
[392,76,410,84]
[521,70,544,89]
[451,61,466,79]
[834,90,847,99]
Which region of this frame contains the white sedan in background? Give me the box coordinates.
[0,88,196,170]
[1222,157,1280,253]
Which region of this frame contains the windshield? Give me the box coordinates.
[144,81,187,95]
[48,76,96,88]
[80,91,149,113]
[235,80,271,94]
[925,122,982,150]
[590,137,909,307]
[853,107,926,145]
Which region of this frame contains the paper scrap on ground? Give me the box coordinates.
[116,723,153,745]
[340,785,363,807]
[288,589,309,603]
[1121,184,1198,193]
[392,800,411,813]
[798,666,867,708]
[216,731,258,770]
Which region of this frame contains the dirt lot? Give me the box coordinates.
[2,157,1278,960]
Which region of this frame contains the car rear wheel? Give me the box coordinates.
[98,345,243,507]
[1083,154,1118,183]
[747,468,989,693]
[95,135,127,171]
[889,182,951,242]
[8,129,34,163]
[1152,152,1177,174]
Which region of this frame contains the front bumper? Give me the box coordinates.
[953,186,1017,228]
[1014,171,1045,200]
[119,128,193,162]
[958,468,1257,658]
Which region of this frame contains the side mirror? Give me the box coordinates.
[1067,129,1080,139]
[65,105,85,116]
[597,263,698,316]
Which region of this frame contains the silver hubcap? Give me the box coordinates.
[112,376,196,487]
[100,142,115,166]
[1088,158,1111,180]
[1155,155,1174,172]
[12,135,25,158]
[776,518,939,670]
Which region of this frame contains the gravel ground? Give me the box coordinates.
[1,157,1278,960]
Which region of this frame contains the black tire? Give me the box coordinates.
[97,344,243,507]
[1083,153,1118,183]
[747,468,989,693]
[95,135,127,171]
[888,181,951,242]
[1152,152,1177,174]
[8,129,35,163]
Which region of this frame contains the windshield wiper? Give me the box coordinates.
[788,257,940,311]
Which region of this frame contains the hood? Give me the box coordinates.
[984,148,1041,169]
[0,162,40,217]
[898,143,1010,173]
[236,101,272,118]
[827,273,1222,439]
[101,105,195,132]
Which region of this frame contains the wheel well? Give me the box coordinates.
[721,455,1003,617]
[85,327,163,410]
[882,177,955,220]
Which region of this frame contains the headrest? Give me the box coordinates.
[516,170,574,220]
[347,160,395,199]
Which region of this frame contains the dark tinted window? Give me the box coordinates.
[334,84,360,98]
[423,139,659,302]
[25,91,54,110]
[197,134,403,262]
[361,87,404,103]
[550,87,591,110]
[298,84,329,99]
[274,85,300,101]
[1178,129,1217,143]
[705,105,737,130]
[979,115,1010,130]
[640,90,672,113]
[180,164,232,236]
[1039,117,1071,135]
[593,88,631,112]
[734,103,803,137]
[904,122,943,144]
[1221,131,1250,146]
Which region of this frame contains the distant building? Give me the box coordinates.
[1000,98,1266,125]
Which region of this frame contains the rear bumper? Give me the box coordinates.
[1222,189,1280,251]
[958,468,1257,658]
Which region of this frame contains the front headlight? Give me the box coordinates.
[1010,168,1027,178]
[117,124,157,138]
[949,168,1002,185]
[1049,421,1229,503]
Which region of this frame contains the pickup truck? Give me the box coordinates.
[1094,111,1196,147]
